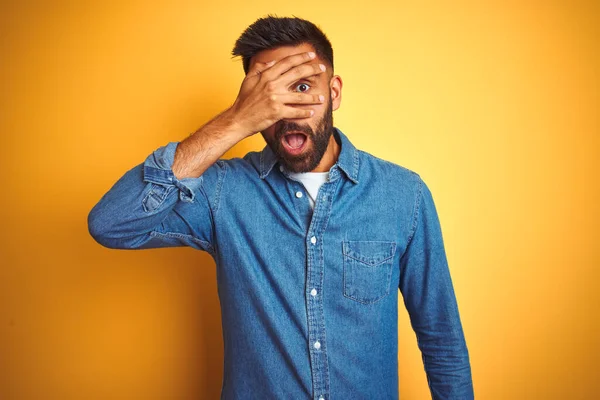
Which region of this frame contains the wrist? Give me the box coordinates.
[217,106,250,140]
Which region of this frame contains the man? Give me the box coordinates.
[88,16,474,399]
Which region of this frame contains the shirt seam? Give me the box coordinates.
[203,160,227,255]
[405,178,425,248]
[149,231,215,257]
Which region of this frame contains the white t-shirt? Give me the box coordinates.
[287,170,330,210]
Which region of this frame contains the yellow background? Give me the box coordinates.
[1,1,598,399]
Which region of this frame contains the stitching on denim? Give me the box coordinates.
[196,178,217,256]
[304,178,338,397]
[343,252,395,265]
[357,149,421,178]
[406,178,424,247]
[343,255,394,304]
[317,235,328,393]
[351,147,359,183]
[344,240,397,243]
[306,233,317,390]
[259,149,264,178]
[211,160,227,215]
[208,161,227,256]
[150,231,215,256]
[143,166,173,186]
[342,241,397,264]
[259,148,277,179]
[342,239,397,304]
[174,180,194,202]
[142,184,175,213]
[314,180,338,397]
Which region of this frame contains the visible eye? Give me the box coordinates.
[294,83,311,92]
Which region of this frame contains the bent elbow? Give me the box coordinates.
[87,206,134,249]
[87,207,117,248]
[87,207,150,249]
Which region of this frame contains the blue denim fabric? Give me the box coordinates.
[88,128,474,399]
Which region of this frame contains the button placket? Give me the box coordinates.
[304,177,339,400]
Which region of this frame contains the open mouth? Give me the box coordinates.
[281,131,309,155]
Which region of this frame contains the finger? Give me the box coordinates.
[280,106,314,119]
[276,92,325,105]
[247,60,276,78]
[261,51,317,79]
[274,63,326,87]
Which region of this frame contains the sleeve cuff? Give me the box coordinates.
[142,141,204,203]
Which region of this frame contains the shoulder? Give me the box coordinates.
[202,149,261,170]
[356,148,423,188]
[205,149,264,178]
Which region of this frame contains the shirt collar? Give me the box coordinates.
[259,127,359,184]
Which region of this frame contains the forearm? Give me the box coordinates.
[403,249,473,399]
[172,108,246,179]
[415,306,473,399]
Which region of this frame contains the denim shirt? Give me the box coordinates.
[88,127,474,399]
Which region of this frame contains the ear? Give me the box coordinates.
[329,75,343,111]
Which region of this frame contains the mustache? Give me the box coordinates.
[275,120,314,141]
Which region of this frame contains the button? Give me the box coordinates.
[310,236,317,244]
[310,288,317,296]
[319,397,325,400]
[295,191,303,198]
[314,341,321,349]
[279,165,284,172]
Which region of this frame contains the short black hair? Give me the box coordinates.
[232,15,333,74]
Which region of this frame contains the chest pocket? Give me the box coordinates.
[343,240,397,304]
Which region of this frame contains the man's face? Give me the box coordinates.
[250,43,336,173]
[265,95,333,173]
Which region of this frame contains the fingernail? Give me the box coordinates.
[319,64,326,71]
[308,52,316,58]
[319,95,325,102]
[310,110,315,116]
[266,60,275,66]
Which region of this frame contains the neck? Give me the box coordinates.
[310,132,340,172]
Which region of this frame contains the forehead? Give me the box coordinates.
[249,42,319,69]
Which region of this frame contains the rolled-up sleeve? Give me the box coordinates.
[398,179,474,399]
[143,142,202,204]
[88,142,225,255]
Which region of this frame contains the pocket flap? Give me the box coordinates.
[343,240,397,266]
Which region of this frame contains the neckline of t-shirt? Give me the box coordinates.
[288,171,330,176]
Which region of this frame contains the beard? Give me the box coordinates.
[262,98,334,173]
